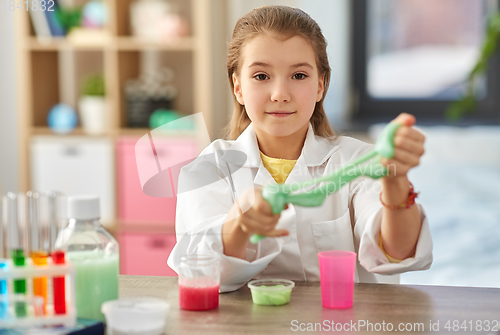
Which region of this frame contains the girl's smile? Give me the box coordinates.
[266,111,296,117]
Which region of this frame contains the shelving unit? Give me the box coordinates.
[14,0,219,276]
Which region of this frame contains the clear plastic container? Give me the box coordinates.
[248,279,295,306]
[178,254,220,311]
[54,195,119,321]
[101,298,169,335]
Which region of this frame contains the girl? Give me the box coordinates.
[167,6,432,292]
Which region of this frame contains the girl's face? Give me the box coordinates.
[233,34,325,138]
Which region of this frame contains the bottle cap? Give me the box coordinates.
[67,195,100,220]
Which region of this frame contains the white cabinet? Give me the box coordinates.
[30,137,115,226]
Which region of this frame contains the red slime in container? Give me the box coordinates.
[179,284,219,311]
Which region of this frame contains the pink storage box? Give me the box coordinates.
[117,136,198,225]
[119,232,177,276]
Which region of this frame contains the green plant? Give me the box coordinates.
[446,12,500,121]
[82,74,105,97]
[56,6,83,32]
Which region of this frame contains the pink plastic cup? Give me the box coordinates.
[318,250,357,309]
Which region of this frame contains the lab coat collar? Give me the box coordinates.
[222,122,262,168]
[301,123,338,167]
[222,122,338,168]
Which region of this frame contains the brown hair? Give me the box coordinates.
[224,5,334,140]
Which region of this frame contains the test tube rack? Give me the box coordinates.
[0,256,76,328]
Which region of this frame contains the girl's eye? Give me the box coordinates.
[293,73,308,80]
[254,74,269,81]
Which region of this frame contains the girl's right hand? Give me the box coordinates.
[235,187,289,238]
[222,187,289,259]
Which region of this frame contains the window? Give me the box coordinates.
[352,0,500,124]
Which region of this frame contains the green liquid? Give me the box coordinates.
[12,249,27,317]
[15,302,27,317]
[68,251,119,321]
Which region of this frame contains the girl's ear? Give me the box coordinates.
[233,73,244,105]
[316,74,325,102]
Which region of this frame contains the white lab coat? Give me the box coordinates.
[167,123,433,292]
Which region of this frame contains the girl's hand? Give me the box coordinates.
[236,187,289,238]
[222,187,289,259]
[381,113,425,180]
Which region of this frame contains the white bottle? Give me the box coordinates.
[55,195,119,321]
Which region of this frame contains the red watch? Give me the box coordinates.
[380,182,419,210]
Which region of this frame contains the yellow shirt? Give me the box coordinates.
[260,151,297,184]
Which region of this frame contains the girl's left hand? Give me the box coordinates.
[380,113,426,179]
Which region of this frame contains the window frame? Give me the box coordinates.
[351,0,500,125]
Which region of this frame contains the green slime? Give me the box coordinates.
[251,285,292,305]
[250,122,402,244]
[69,251,119,321]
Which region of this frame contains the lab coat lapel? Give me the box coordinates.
[286,123,338,188]
[219,123,274,189]
[284,154,313,187]
[220,123,260,169]
[254,166,275,187]
[301,123,338,167]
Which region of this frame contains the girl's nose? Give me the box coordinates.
[271,80,291,102]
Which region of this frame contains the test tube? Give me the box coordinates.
[48,192,57,253]
[52,250,66,315]
[0,260,8,319]
[7,193,27,318]
[6,193,21,257]
[47,191,65,254]
[27,192,48,314]
[32,251,48,315]
[27,191,40,253]
[12,249,27,317]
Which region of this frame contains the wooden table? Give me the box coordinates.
[120,275,500,335]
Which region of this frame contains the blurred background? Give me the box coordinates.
[0,0,499,287]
